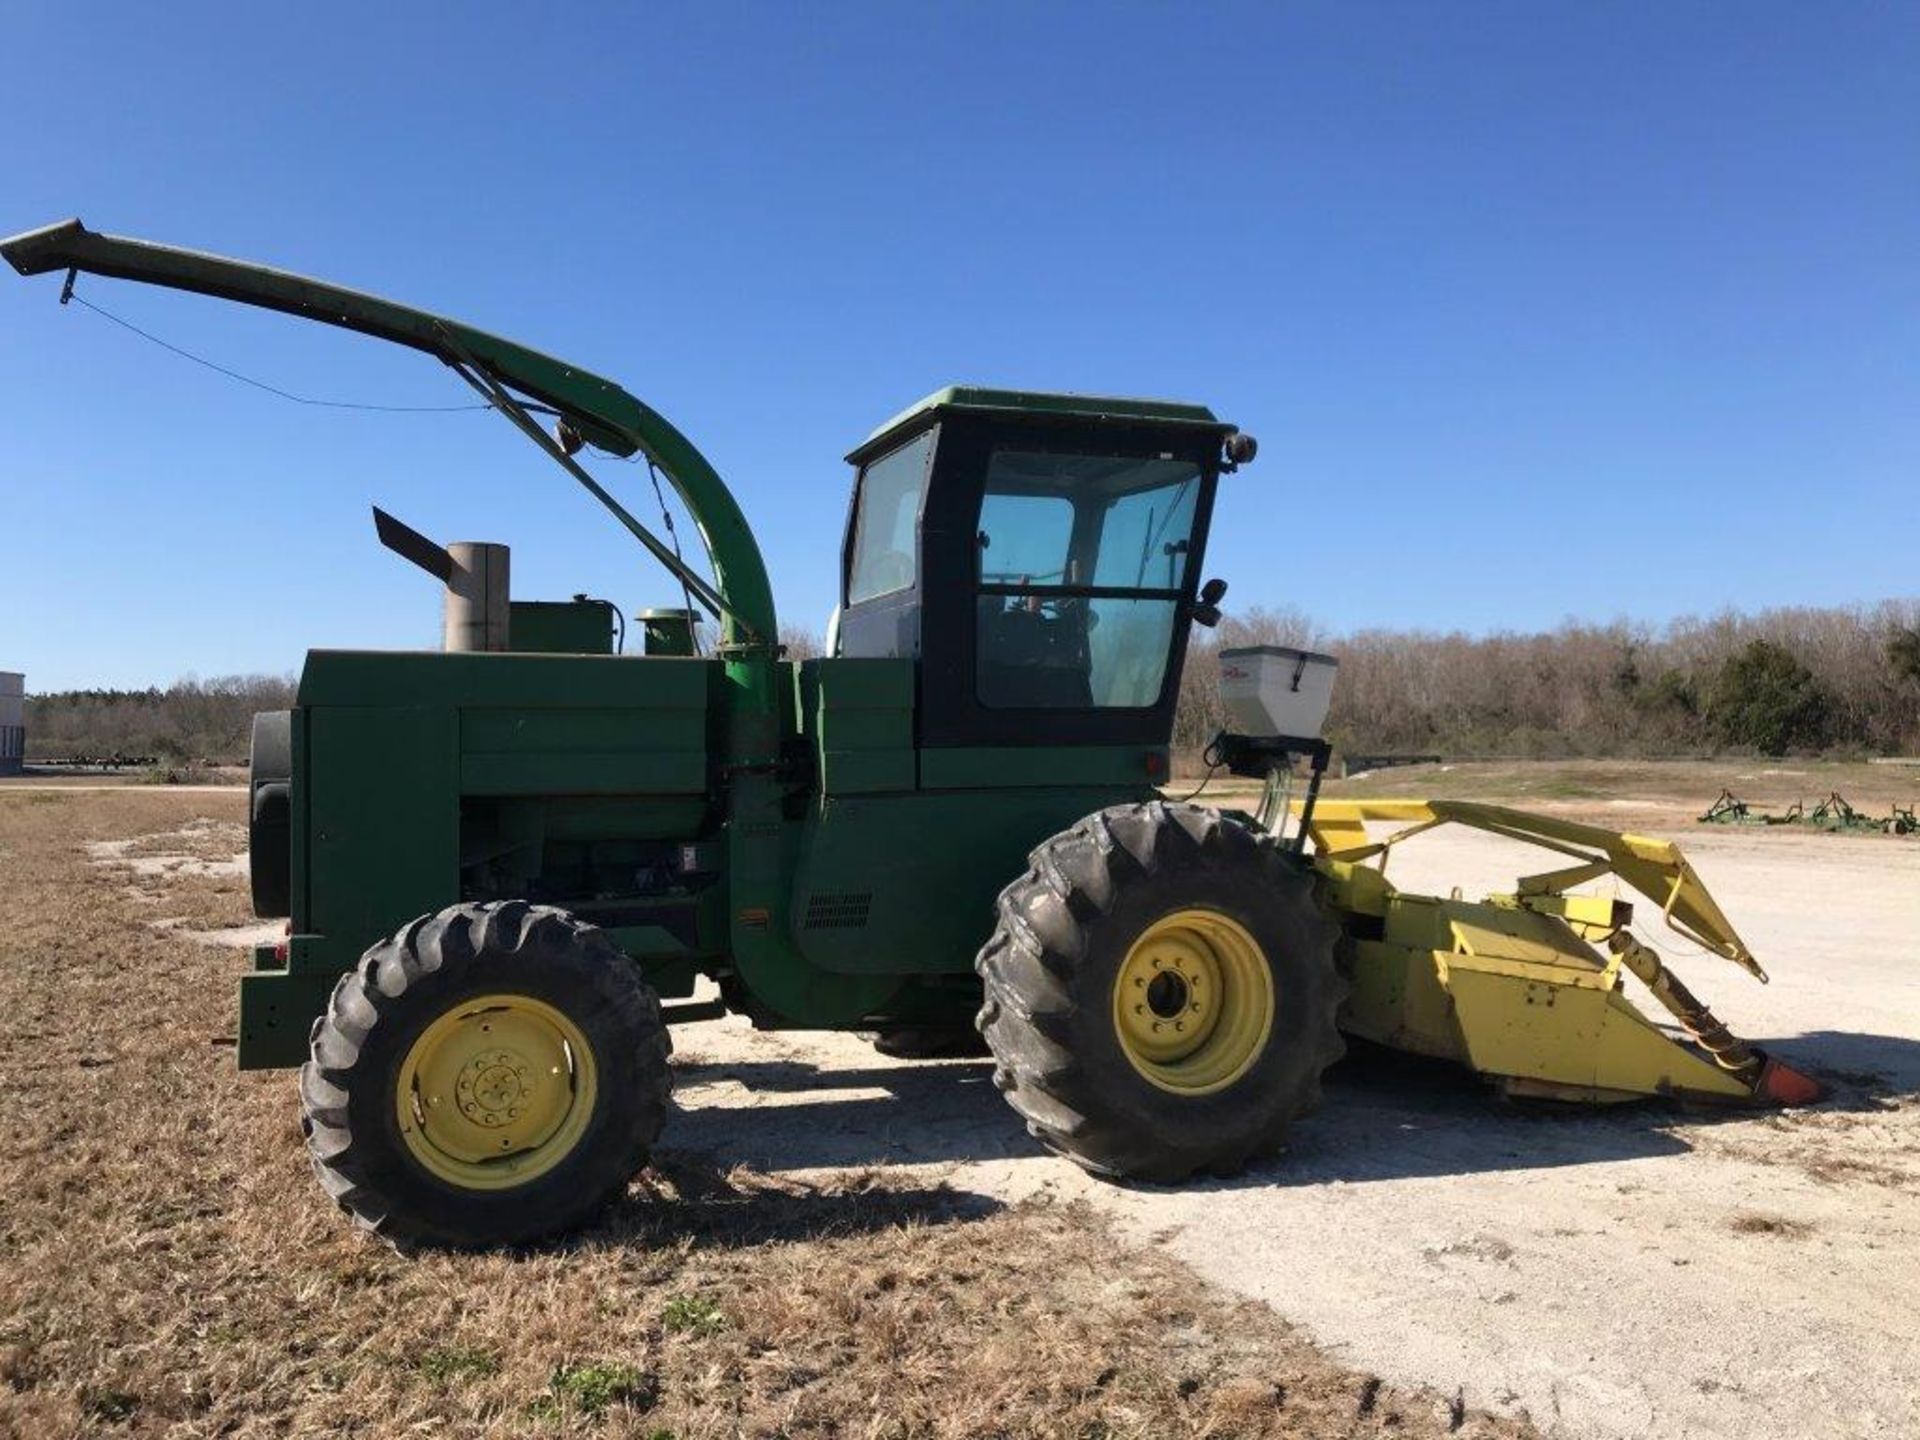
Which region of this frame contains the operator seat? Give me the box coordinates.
[976,595,1095,709]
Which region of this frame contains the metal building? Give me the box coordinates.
[0,672,22,776]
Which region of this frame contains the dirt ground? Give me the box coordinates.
[0,786,1532,1440]
[674,814,1920,1440]
[3,776,1913,1438]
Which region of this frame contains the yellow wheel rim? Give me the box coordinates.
[395,993,597,1191]
[1112,908,1274,1096]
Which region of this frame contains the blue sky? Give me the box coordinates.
[2,2,1913,691]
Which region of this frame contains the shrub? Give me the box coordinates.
[1707,640,1834,754]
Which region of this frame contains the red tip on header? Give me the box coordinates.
[1756,1056,1825,1107]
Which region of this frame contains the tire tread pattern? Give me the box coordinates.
[976,801,1345,1182]
[300,900,670,1249]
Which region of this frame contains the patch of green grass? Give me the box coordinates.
[1524,777,1605,799]
[661,1293,728,1338]
[534,1361,656,1418]
[417,1344,501,1384]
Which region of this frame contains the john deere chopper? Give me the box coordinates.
[5,220,1820,1249]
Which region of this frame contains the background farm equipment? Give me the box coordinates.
[1701,787,1915,835]
[7,218,1825,1250]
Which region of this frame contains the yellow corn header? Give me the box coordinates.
[1297,799,1823,1107]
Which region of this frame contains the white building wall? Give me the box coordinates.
[0,672,24,775]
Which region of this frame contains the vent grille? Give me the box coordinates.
[803,891,873,930]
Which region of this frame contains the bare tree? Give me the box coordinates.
[779,626,825,662]
[1170,599,1920,765]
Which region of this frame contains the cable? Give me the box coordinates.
[66,292,495,413]
[646,457,704,656]
[1176,763,1220,803]
[1179,738,1227,802]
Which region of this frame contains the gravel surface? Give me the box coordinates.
[673,822,1920,1440]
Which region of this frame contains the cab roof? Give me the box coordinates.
[850,385,1226,463]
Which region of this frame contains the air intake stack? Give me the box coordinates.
[373,508,512,654]
[441,541,510,654]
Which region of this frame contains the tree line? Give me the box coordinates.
[1176,601,1920,762]
[23,599,1920,766]
[25,675,297,764]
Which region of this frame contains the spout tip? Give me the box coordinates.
[1756,1056,1825,1107]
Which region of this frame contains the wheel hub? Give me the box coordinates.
[395,995,596,1189]
[1113,908,1275,1095]
[457,1050,534,1127]
[1144,969,1190,1020]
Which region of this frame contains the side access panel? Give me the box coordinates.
[790,786,1156,976]
[789,735,1157,977]
[240,703,457,1066]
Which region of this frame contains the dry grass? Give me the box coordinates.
[0,790,1539,1439]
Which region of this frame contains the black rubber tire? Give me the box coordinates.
[976,800,1344,1182]
[867,1026,992,1060]
[299,900,670,1249]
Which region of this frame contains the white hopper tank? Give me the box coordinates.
[1217,646,1337,740]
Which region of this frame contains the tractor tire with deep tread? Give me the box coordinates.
[976,801,1344,1182]
[300,900,670,1249]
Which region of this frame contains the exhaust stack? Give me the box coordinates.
[441,541,510,653]
[372,507,509,653]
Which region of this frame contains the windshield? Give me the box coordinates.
[975,451,1203,709]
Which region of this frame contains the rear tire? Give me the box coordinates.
[300,901,670,1249]
[977,801,1343,1181]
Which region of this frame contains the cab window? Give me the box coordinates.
[847,431,934,603]
[975,450,1202,710]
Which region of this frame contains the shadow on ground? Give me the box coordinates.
[669,1030,1920,1187]
[1763,1030,1920,1100]
[587,1146,1003,1252]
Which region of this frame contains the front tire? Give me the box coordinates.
[300,901,670,1248]
[977,801,1344,1181]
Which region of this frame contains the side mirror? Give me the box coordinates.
[1191,577,1228,628]
[1222,432,1258,470]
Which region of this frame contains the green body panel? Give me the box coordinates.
[723,768,908,1028]
[240,961,340,1068]
[296,649,717,709]
[795,658,916,794]
[305,705,459,961]
[919,745,1165,790]
[790,783,1152,976]
[508,599,617,655]
[460,706,706,795]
